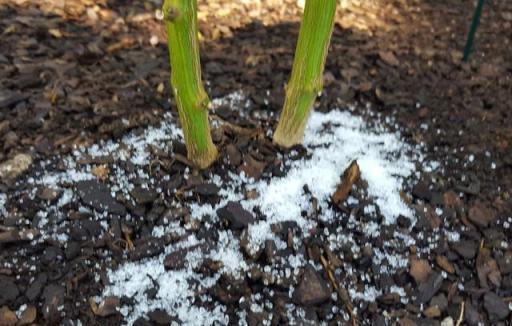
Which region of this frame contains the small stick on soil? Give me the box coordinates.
[455,301,464,326]
[210,114,262,138]
[320,254,359,326]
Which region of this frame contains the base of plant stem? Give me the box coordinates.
[272,125,305,148]
[188,146,218,169]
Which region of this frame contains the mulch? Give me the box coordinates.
[0,0,511,325]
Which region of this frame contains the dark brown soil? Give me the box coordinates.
[1,0,511,325]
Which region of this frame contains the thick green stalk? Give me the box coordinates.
[273,0,337,148]
[163,0,217,168]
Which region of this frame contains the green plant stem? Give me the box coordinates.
[273,0,337,148]
[163,0,217,169]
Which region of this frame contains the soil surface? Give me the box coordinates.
[1,0,512,325]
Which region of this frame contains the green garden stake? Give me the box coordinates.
[463,0,485,62]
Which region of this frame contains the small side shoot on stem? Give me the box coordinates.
[273,0,337,148]
[163,0,218,169]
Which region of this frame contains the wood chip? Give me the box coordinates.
[332,160,360,206]
[17,305,36,326]
[436,255,455,274]
[89,296,120,317]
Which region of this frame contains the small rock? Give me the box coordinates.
[415,272,443,304]
[0,153,32,180]
[468,203,496,228]
[76,180,126,214]
[292,265,331,306]
[483,292,509,321]
[0,277,18,306]
[452,240,477,259]
[217,201,255,230]
[410,258,432,283]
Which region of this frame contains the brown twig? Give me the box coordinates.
[210,114,262,138]
[455,301,465,326]
[320,254,359,326]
